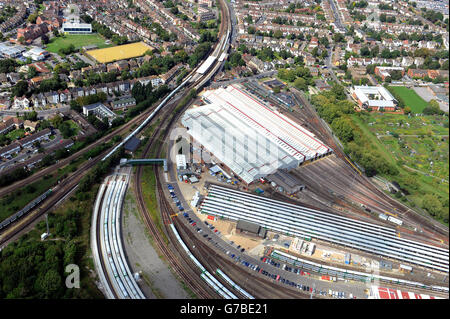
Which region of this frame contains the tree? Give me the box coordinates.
[403,106,412,115]
[18,36,25,44]
[35,269,63,298]
[41,34,49,45]
[421,194,443,217]
[27,66,37,79]
[331,84,346,100]
[274,30,283,39]
[294,77,307,91]
[331,117,354,142]
[12,80,28,97]
[423,100,442,115]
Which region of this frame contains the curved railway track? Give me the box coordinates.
[133,101,216,299]
[0,150,103,244]
[93,179,119,299]
[290,91,448,240]
[0,102,162,199]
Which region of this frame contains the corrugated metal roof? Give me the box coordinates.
[182,84,330,184]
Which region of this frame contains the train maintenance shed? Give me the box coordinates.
[199,184,449,272]
[181,84,331,184]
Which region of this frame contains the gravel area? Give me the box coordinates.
[121,182,190,299]
[413,86,449,113]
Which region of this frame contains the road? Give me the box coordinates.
[328,0,346,32]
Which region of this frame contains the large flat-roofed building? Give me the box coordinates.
[61,22,92,34]
[82,102,116,124]
[181,84,331,184]
[351,86,398,111]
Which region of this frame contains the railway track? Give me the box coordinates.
[290,90,449,241]
[172,216,311,299]
[0,150,103,245]
[92,179,119,299]
[130,0,238,299]
[0,101,163,199]
[133,101,216,299]
[0,0,230,242]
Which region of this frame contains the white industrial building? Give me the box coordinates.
[23,47,49,61]
[61,22,92,34]
[82,102,116,124]
[181,84,331,184]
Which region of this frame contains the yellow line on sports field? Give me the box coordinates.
[86,42,153,63]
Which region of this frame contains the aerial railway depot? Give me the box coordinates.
[0,0,448,303]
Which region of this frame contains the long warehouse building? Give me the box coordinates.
[181,84,332,184]
[199,184,449,272]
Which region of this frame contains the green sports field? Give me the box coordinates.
[46,34,112,54]
[388,86,428,113]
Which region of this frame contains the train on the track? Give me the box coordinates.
[0,189,53,232]
[169,222,253,299]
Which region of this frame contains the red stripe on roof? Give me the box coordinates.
[224,100,306,162]
[401,291,410,299]
[231,85,329,153]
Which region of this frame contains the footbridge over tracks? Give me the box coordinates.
[120,158,167,172]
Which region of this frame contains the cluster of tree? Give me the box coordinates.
[421,193,449,224]
[423,99,445,116]
[378,3,393,10]
[78,147,123,193]
[38,74,67,93]
[131,81,154,103]
[126,84,170,120]
[0,58,18,73]
[387,70,404,82]
[70,92,107,113]
[419,56,445,70]
[135,52,187,78]
[351,1,368,8]
[379,14,396,23]
[285,2,305,13]
[312,90,398,177]
[224,52,244,70]
[351,12,366,22]
[422,8,444,24]
[188,42,212,68]
[397,31,442,43]
[333,33,345,43]
[0,237,75,298]
[405,18,423,26]
[272,17,293,25]
[0,5,17,24]
[11,80,29,97]
[50,115,77,139]
[278,66,313,90]
[360,45,380,58]
[59,44,77,56]
[0,167,32,188]
[199,31,216,43]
